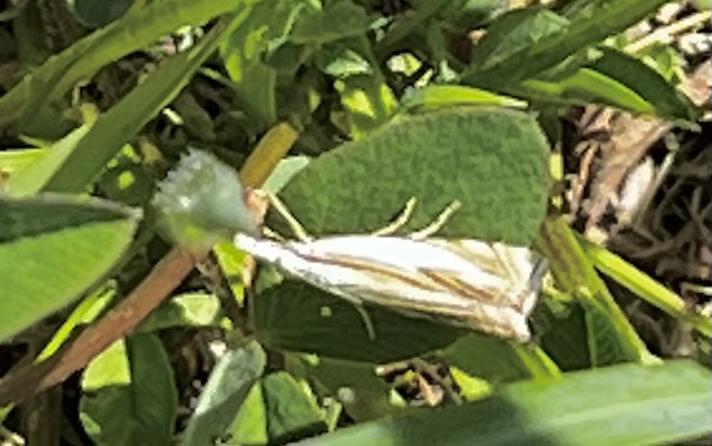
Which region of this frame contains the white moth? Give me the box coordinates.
[234,197,546,342]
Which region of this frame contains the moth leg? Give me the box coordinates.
[267,193,314,242]
[372,197,418,236]
[262,226,287,242]
[409,200,462,240]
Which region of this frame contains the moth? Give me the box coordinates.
[234,196,547,342]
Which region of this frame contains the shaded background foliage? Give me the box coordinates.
[0,1,710,445]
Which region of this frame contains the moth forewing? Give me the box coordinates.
[235,232,545,342]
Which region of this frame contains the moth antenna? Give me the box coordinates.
[354,304,377,340]
[410,200,462,240]
[267,193,313,242]
[372,196,418,236]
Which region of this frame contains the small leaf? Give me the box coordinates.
[290,1,372,45]
[262,372,326,443]
[443,333,559,383]
[0,195,139,342]
[401,85,527,110]
[80,334,178,446]
[180,340,266,446]
[139,292,223,332]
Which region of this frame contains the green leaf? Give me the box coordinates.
[401,85,528,111]
[0,148,48,174]
[464,0,670,87]
[4,110,97,197]
[255,280,462,362]
[289,355,397,422]
[68,0,133,27]
[262,372,326,443]
[277,108,549,244]
[139,292,223,332]
[291,361,712,446]
[38,284,116,361]
[470,9,568,73]
[516,47,698,119]
[315,44,373,78]
[333,64,398,139]
[534,301,593,371]
[0,0,247,135]
[587,47,698,120]
[536,218,656,365]
[443,334,559,383]
[180,340,266,446]
[80,334,178,446]
[0,195,140,342]
[224,383,269,446]
[517,68,656,113]
[8,12,252,195]
[290,1,372,45]
[220,1,305,130]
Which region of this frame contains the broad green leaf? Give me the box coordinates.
[276,108,549,243]
[254,279,462,362]
[10,12,253,195]
[80,334,178,446]
[139,292,223,332]
[291,361,712,446]
[464,0,670,87]
[0,195,139,342]
[180,340,266,446]
[262,372,326,443]
[0,0,248,135]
